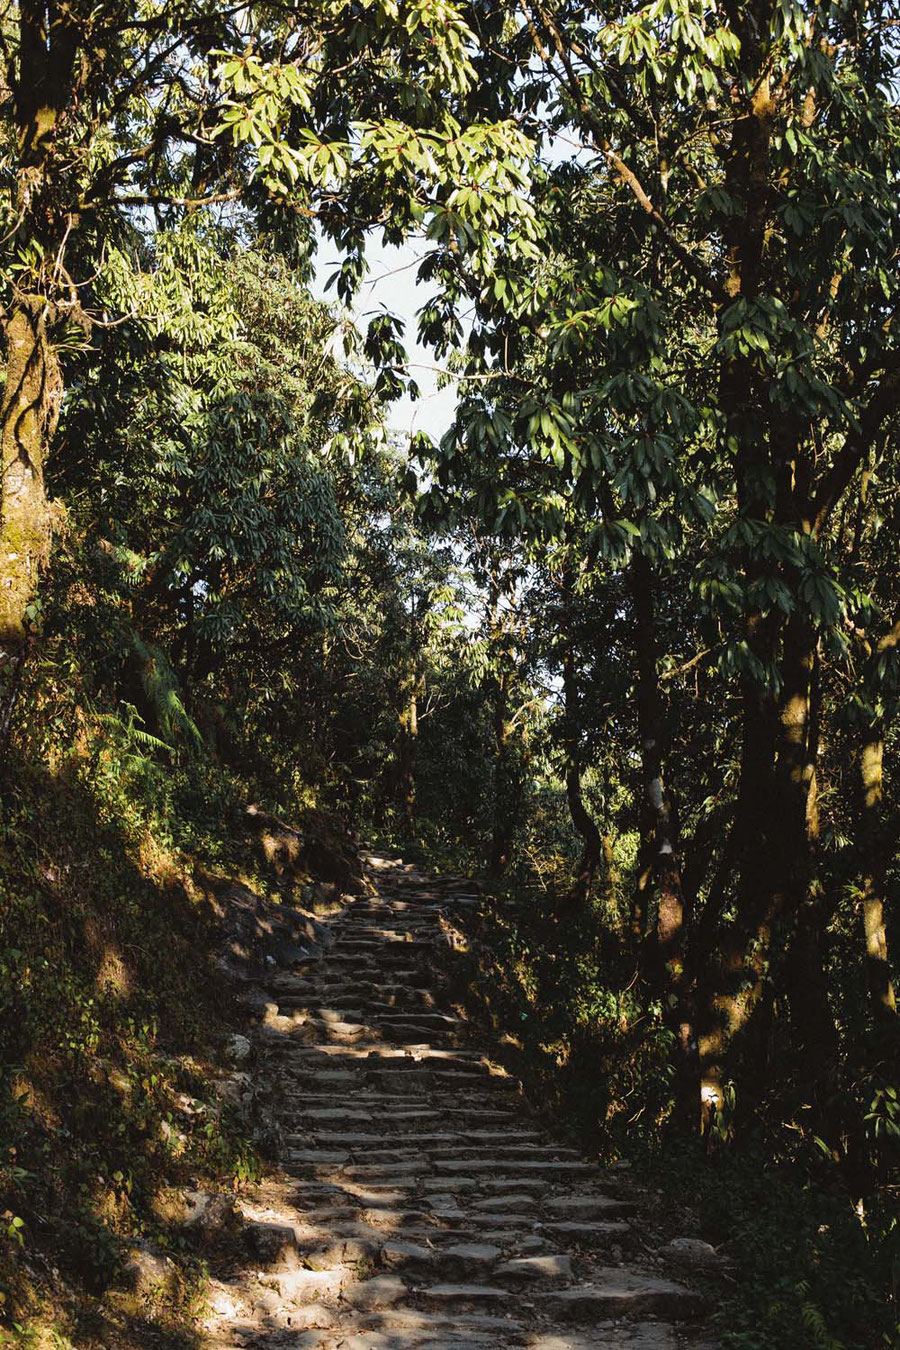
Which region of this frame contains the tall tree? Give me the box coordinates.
[413,0,900,1125]
[0,0,535,643]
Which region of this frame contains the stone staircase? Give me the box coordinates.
[204,856,718,1350]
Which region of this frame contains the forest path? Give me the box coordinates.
[202,855,719,1350]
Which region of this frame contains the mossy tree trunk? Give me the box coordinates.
[488,667,515,877]
[0,297,64,644]
[1,0,82,645]
[857,615,900,1026]
[859,733,896,1023]
[397,659,423,831]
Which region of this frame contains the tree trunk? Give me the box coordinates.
[859,732,897,1022]
[557,576,604,912]
[397,663,422,831]
[627,548,695,1126]
[489,669,515,876]
[0,1,83,642]
[628,552,686,978]
[776,631,836,1073]
[562,757,604,911]
[0,297,64,644]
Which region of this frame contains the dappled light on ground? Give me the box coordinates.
[200,855,714,1350]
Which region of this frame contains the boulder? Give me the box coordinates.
[658,1237,726,1272]
[246,804,367,895]
[214,1071,252,1107]
[119,1241,178,1300]
[243,1219,299,1267]
[214,879,333,984]
[181,1189,235,1237]
[225,1033,252,1064]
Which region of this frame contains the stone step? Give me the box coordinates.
[334,950,437,961]
[207,876,714,1350]
[307,1130,543,1148]
[434,1160,595,1178]
[285,1143,581,1169]
[274,1045,483,1063]
[494,1254,574,1282]
[379,1239,505,1276]
[272,978,436,994]
[537,1270,705,1320]
[543,1194,638,1218]
[281,1024,462,1049]
[323,948,429,961]
[539,1220,634,1247]
[337,925,435,937]
[278,996,440,1013]
[277,1090,434,1106]
[283,1081,499,1103]
[310,962,425,978]
[416,1283,516,1311]
[291,1218,534,1248]
[286,1088,519,1111]
[372,1072,518,1095]
[345,923,438,934]
[286,1110,523,1132]
[358,1310,523,1337]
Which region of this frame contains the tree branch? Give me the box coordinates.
[525,0,723,302]
[812,359,900,532]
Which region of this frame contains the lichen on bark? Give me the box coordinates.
[0,294,66,644]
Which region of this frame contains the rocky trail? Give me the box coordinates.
[202,855,721,1350]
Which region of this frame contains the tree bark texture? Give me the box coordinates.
[557,574,604,912]
[627,549,696,1126]
[0,298,64,643]
[489,669,515,877]
[859,733,897,1022]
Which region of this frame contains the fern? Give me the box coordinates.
[129,632,203,750]
[797,1283,844,1350]
[94,707,169,754]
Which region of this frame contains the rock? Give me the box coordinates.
[306,1238,379,1269]
[243,1219,299,1267]
[247,804,366,895]
[237,986,275,1020]
[539,1267,706,1320]
[471,1193,536,1212]
[119,1241,178,1300]
[214,879,333,984]
[658,1237,726,1271]
[252,1287,283,1315]
[154,1186,234,1236]
[266,1266,348,1302]
[207,1284,241,1317]
[214,1071,252,1106]
[343,1275,408,1309]
[496,1254,573,1281]
[421,1282,512,1305]
[305,880,343,911]
[543,1194,634,1218]
[443,1242,502,1272]
[226,1033,252,1064]
[290,1301,339,1329]
[529,1329,677,1350]
[182,1189,235,1236]
[380,1240,434,1269]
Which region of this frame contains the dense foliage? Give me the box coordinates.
[0,0,897,1346]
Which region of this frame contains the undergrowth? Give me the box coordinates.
[445,884,899,1350]
[0,656,289,1347]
